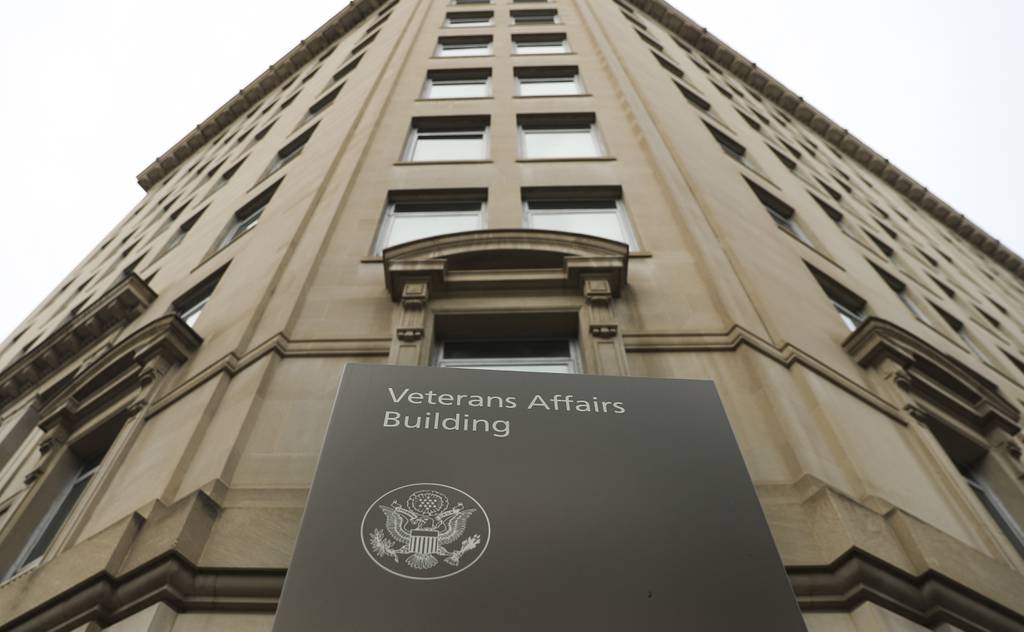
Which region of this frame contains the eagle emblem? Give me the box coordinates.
[361,484,489,580]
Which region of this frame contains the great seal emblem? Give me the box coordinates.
[360,483,490,580]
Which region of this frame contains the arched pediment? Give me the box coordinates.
[37,315,201,436]
[844,317,1020,434]
[382,229,629,300]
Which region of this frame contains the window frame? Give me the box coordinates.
[514,66,583,97]
[521,187,638,250]
[434,338,581,374]
[444,11,494,28]
[404,117,490,162]
[517,114,604,160]
[511,9,559,25]
[375,192,488,254]
[436,36,494,58]
[3,456,105,580]
[512,33,570,55]
[423,69,493,100]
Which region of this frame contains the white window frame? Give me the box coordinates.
[515,69,583,96]
[511,10,559,25]
[375,199,487,254]
[961,465,1024,558]
[219,201,267,248]
[423,73,492,100]
[523,198,637,249]
[405,123,490,162]
[832,299,865,332]
[512,35,570,55]
[434,339,580,374]
[436,37,493,57]
[4,457,103,581]
[518,121,604,160]
[444,12,494,28]
[764,204,811,245]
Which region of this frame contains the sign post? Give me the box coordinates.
[273,364,806,631]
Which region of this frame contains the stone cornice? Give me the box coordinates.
[3,549,1021,631]
[135,0,391,192]
[844,317,1020,435]
[382,229,630,300]
[630,0,1024,282]
[790,549,1024,632]
[0,275,157,414]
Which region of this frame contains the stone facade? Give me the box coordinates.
[1,0,1023,630]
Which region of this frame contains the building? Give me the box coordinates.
[1,0,1023,629]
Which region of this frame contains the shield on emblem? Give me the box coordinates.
[410,529,441,555]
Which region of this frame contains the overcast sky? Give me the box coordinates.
[1,1,1021,342]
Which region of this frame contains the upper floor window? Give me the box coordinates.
[165,208,204,252]
[444,11,493,27]
[265,124,318,177]
[405,117,490,162]
[218,180,282,249]
[514,66,583,96]
[518,113,603,159]
[435,339,579,373]
[174,267,226,329]
[512,33,569,55]
[375,189,487,253]
[873,265,931,324]
[423,68,492,99]
[522,186,637,248]
[746,180,810,245]
[436,35,493,57]
[810,267,867,332]
[511,9,558,24]
[706,123,751,167]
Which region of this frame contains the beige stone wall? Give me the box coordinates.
[0,0,1023,629]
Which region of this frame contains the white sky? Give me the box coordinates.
[1,1,1021,342]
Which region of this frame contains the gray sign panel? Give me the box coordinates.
[273,364,806,631]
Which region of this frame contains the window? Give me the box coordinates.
[635,30,662,51]
[453,0,491,4]
[746,180,810,245]
[207,157,246,196]
[350,31,379,56]
[652,52,684,78]
[3,451,107,580]
[960,465,1024,558]
[436,36,493,57]
[303,84,343,122]
[873,265,930,323]
[935,306,989,362]
[405,117,489,162]
[174,268,225,328]
[518,113,603,159]
[511,9,558,24]
[376,189,486,252]
[436,339,579,373]
[706,123,750,167]
[423,69,492,99]
[735,109,761,130]
[165,209,204,252]
[444,11,493,27]
[674,82,709,111]
[332,54,363,83]
[809,267,867,332]
[265,124,318,176]
[512,33,569,55]
[812,195,855,239]
[522,186,637,248]
[515,66,583,96]
[219,180,281,248]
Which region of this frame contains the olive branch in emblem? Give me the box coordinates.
[369,528,401,564]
